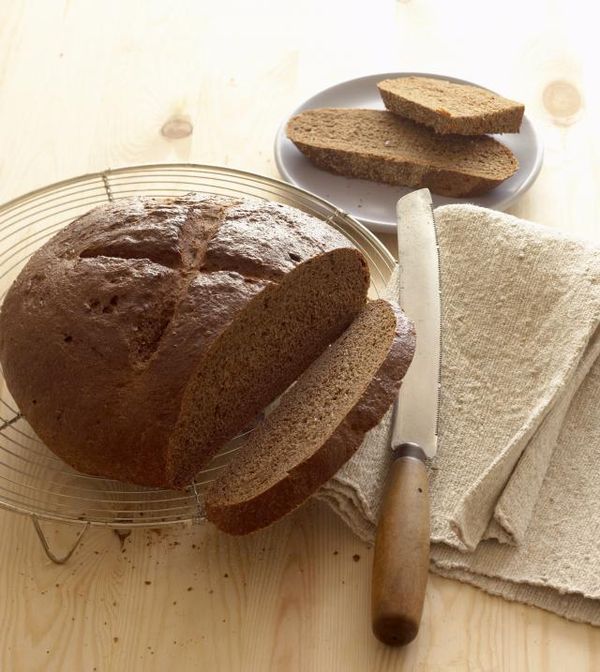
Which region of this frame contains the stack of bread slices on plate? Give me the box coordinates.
[287,76,525,197]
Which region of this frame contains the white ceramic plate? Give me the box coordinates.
[274,72,543,234]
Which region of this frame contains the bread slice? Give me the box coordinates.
[378,76,525,135]
[286,109,519,197]
[204,299,415,535]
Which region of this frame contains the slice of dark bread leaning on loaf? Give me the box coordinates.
[0,194,371,488]
[205,299,415,535]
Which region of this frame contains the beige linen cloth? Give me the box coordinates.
[317,204,600,626]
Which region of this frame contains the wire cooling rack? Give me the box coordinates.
[0,163,395,561]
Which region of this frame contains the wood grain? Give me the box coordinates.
[0,0,599,670]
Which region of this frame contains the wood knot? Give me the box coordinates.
[542,80,582,126]
[161,115,193,139]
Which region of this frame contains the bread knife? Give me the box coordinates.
[371,188,441,646]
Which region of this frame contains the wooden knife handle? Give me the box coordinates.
[371,443,430,646]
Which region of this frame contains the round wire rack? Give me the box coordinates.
[0,163,395,542]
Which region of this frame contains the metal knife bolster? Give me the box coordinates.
[391,440,430,463]
[392,189,442,460]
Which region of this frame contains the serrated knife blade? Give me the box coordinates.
[392,188,441,458]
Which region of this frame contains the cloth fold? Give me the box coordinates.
[317,204,600,625]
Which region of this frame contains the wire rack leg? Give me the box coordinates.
[31,515,90,564]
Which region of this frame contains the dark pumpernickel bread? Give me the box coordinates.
[286,108,519,197]
[378,76,525,135]
[0,194,370,488]
[204,299,415,535]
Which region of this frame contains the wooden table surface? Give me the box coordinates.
[1,1,599,670]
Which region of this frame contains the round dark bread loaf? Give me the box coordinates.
[0,194,370,488]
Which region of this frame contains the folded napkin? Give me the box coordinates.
[318,204,600,625]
